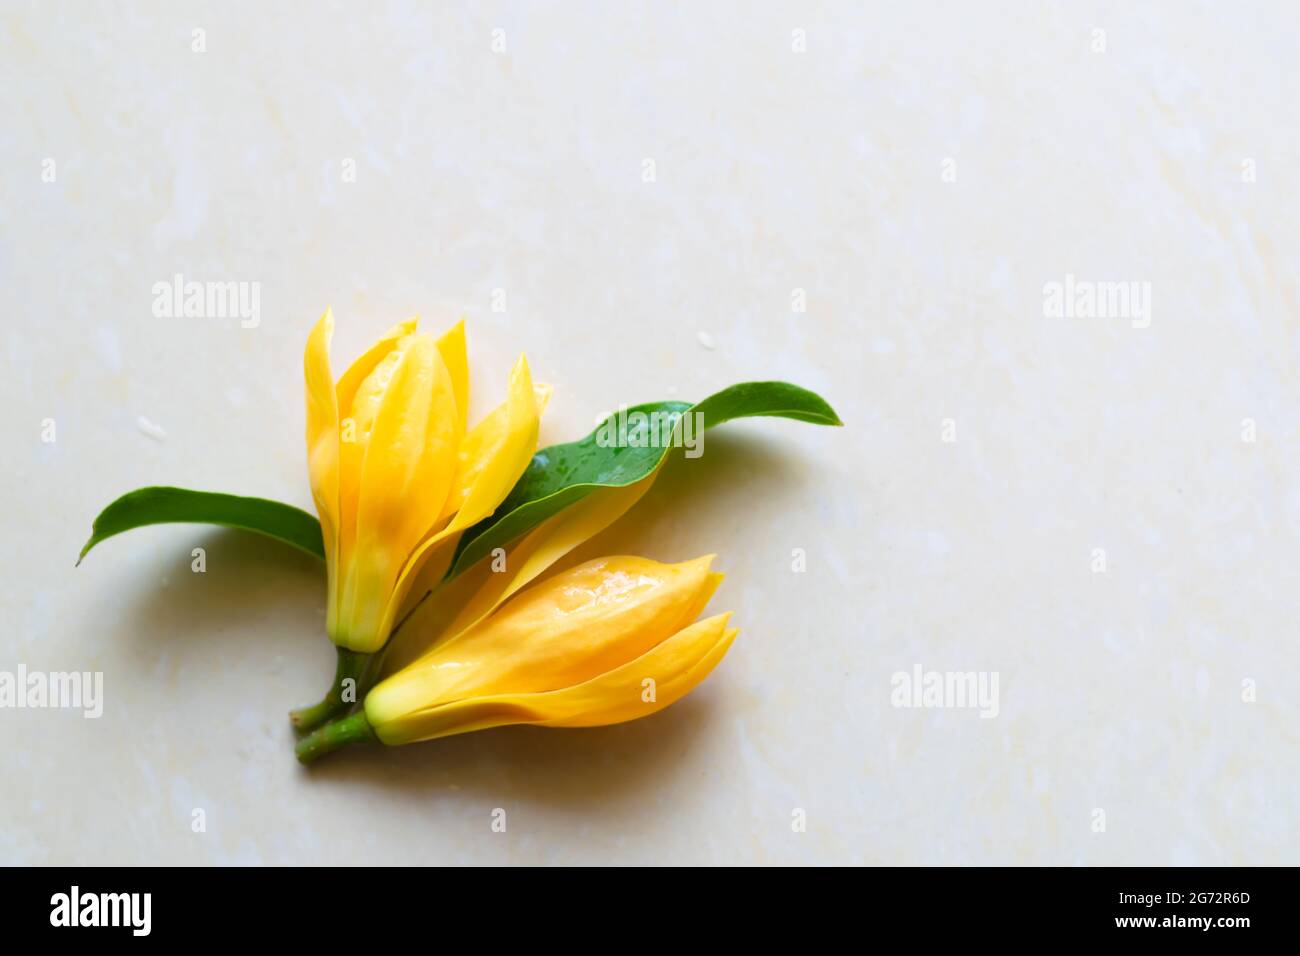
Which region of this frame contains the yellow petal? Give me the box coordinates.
[304,308,340,626]
[369,555,721,720]
[369,614,737,744]
[336,323,418,564]
[538,614,736,728]
[337,336,460,651]
[336,318,419,417]
[383,534,468,653]
[381,464,661,678]
[435,320,469,435]
[439,354,540,529]
[373,353,543,647]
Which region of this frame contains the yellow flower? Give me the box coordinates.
[360,554,737,746]
[304,308,546,654]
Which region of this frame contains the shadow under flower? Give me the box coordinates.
[301,689,725,815]
[108,525,325,682]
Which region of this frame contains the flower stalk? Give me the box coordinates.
[296,711,377,764]
[289,647,370,733]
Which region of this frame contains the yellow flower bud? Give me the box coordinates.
[364,555,737,744]
[304,308,545,653]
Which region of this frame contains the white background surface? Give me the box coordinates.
[3,1,1298,865]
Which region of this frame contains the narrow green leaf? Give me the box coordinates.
[448,381,841,577]
[78,487,325,564]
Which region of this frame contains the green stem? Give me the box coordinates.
[295,711,377,764]
[289,647,370,734]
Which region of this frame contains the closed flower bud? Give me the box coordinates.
[365,554,736,744]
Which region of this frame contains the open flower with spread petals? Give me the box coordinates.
[294,554,738,762]
[292,309,548,731]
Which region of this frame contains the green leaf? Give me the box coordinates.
[448,381,841,577]
[78,487,325,565]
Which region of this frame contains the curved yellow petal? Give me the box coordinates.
[439,354,540,529]
[304,308,341,628]
[443,552,721,689]
[383,534,468,654]
[539,614,736,728]
[435,320,469,435]
[390,371,552,624]
[368,555,721,720]
[336,323,418,565]
[372,353,544,649]
[380,468,659,677]
[336,318,419,416]
[369,614,737,744]
[337,336,460,652]
[388,372,554,626]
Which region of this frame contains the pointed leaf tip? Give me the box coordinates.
[78,486,325,563]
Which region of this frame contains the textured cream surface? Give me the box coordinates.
[3,1,1298,865]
